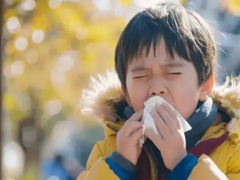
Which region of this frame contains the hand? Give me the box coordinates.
[117,110,143,165]
[144,102,187,170]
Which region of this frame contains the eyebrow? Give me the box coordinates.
[130,66,148,73]
[130,62,184,73]
[164,62,184,68]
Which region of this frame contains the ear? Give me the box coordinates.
[199,74,215,101]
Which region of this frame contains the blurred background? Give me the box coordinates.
[1,0,240,180]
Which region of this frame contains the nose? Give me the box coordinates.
[149,77,167,96]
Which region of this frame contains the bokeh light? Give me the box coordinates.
[48,0,62,9]
[32,30,45,43]
[15,37,28,51]
[6,17,21,34]
[21,0,36,11]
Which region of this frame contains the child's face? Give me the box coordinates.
[126,40,212,120]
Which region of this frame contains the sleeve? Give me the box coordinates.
[187,154,229,180]
[106,156,135,180]
[106,151,137,180]
[77,142,120,180]
[168,154,198,180]
[168,151,240,180]
[188,146,240,180]
[187,143,240,180]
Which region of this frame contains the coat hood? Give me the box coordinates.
[81,71,240,139]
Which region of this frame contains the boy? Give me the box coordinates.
[78,2,240,180]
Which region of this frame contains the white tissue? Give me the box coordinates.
[139,96,192,147]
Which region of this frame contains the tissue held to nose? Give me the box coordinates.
[139,96,192,147]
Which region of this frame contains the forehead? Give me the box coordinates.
[128,40,184,68]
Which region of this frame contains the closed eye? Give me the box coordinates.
[133,75,148,79]
[166,73,182,75]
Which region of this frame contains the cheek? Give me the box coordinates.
[126,77,147,111]
[176,94,199,120]
[172,82,200,120]
[173,66,201,119]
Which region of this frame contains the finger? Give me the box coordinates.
[156,104,177,133]
[123,121,142,137]
[162,102,175,119]
[129,128,143,145]
[144,129,164,150]
[150,108,171,139]
[162,102,181,129]
[127,110,144,122]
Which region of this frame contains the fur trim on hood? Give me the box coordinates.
[81,71,240,136]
